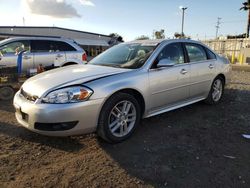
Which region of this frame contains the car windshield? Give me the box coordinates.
[89,43,156,69]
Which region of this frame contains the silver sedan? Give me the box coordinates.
[13,39,231,143]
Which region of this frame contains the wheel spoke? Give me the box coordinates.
[123,123,128,133]
[109,119,119,129]
[212,91,217,100]
[111,111,119,118]
[211,79,223,102]
[114,106,122,114]
[111,123,121,132]
[127,112,136,117]
[122,101,128,113]
[215,80,221,89]
[125,103,132,114]
[119,124,124,135]
[127,117,136,123]
[214,92,219,99]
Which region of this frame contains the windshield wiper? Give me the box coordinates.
[98,64,122,68]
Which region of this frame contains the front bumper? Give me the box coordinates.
[13,91,105,136]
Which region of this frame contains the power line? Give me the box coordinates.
[221,20,247,23]
[211,20,246,25]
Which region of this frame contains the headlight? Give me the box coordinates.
[42,86,93,104]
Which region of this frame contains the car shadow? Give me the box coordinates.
[98,88,250,187]
[0,122,85,152]
[0,99,15,113]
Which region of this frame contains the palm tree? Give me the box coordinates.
[240,0,250,37]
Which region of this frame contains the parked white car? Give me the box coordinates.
[0,37,87,72]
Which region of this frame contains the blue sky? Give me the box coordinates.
[0,0,247,41]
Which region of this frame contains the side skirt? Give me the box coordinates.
[145,97,206,118]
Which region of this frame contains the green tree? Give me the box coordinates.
[174,32,183,38]
[154,29,165,39]
[136,35,150,40]
[109,33,124,42]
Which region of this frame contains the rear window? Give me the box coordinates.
[185,43,207,62]
[31,40,76,53]
[53,41,76,51]
[31,40,51,52]
[205,47,216,60]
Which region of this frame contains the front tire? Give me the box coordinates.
[97,93,141,143]
[205,76,224,104]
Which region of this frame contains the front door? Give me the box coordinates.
[0,40,33,72]
[148,42,190,114]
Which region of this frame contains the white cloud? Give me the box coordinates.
[78,0,95,7]
[26,0,81,18]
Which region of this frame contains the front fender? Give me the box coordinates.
[85,70,150,116]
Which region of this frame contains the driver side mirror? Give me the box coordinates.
[157,58,175,68]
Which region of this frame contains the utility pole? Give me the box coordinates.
[180,6,188,37]
[240,0,250,38]
[22,17,25,26]
[215,17,222,39]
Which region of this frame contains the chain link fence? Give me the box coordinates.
[201,38,250,63]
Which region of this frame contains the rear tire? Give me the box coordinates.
[0,86,15,100]
[205,76,224,105]
[97,92,141,143]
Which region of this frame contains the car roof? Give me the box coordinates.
[0,36,84,52]
[1,36,75,43]
[127,38,205,46]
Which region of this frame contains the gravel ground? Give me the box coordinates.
[0,70,250,188]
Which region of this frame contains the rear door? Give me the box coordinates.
[185,43,216,99]
[148,42,190,114]
[0,40,33,72]
[58,41,82,65]
[52,41,67,67]
[31,40,66,68]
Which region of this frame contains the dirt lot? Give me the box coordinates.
[0,70,250,188]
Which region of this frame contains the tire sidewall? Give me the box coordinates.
[208,77,225,104]
[0,86,15,101]
[98,93,141,143]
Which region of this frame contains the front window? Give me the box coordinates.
[89,43,156,69]
[0,40,30,56]
[156,43,184,65]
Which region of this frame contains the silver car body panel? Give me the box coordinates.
[21,64,131,98]
[14,90,104,136]
[0,37,85,71]
[14,39,231,136]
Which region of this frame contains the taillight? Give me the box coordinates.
[82,53,87,62]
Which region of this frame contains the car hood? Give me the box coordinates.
[22,64,130,98]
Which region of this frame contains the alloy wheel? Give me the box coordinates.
[108,100,137,137]
[212,79,223,102]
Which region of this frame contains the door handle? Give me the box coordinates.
[180,69,188,74]
[23,56,31,60]
[56,54,63,58]
[208,64,214,69]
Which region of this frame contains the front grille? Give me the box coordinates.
[20,88,38,102]
[34,121,78,131]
